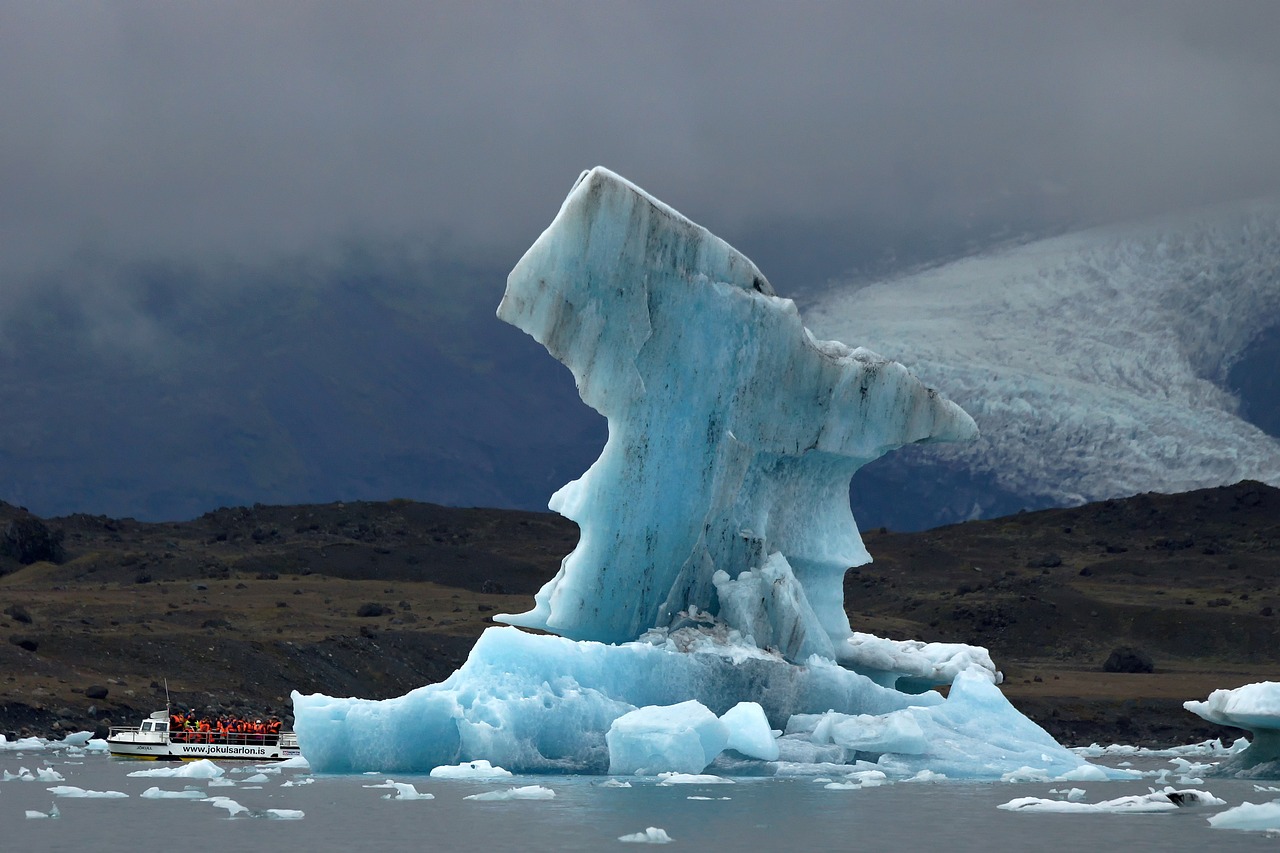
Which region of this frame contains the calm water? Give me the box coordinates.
[1,750,1275,852]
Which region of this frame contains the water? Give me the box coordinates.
[2,750,1275,851]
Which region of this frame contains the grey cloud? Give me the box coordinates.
[3,1,1280,284]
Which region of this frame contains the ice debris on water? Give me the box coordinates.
[201,796,305,820]
[999,787,1225,813]
[363,780,434,800]
[657,773,733,786]
[25,803,60,819]
[464,785,556,801]
[128,759,224,779]
[429,760,512,779]
[291,167,1107,782]
[35,767,64,782]
[47,785,129,798]
[140,787,207,799]
[1185,682,1280,777]
[618,827,673,844]
[3,767,35,782]
[1208,800,1280,832]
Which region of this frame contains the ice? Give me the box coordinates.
[265,809,305,820]
[600,779,632,788]
[1071,738,1248,758]
[202,796,250,817]
[619,827,673,844]
[999,787,1226,813]
[242,773,271,783]
[140,786,207,799]
[825,770,888,790]
[34,767,64,782]
[207,777,237,787]
[719,702,779,761]
[47,785,129,798]
[0,736,48,751]
[84,738,109,753]
[1208,800,1280,832]
[429,760,512,779]
[25,803,59,819]
[292,167,1098,781]
[464,785,556,801]
[201,795,304,819]
[1049,787,1087,801]
[657,773,733,785]
[607,700,728,775]
[60,731,93,746]
[275,755,310,769]
[1186,682,1280,777]
[127,759,225,779]
[363,779,434,800]
[687,795,730,800]
[3,767,34,781]
[280,778,314,787]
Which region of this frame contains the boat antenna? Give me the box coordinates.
[164,678,171,714]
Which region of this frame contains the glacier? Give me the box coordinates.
[807,203,1280,517]
[293,166,1100,780]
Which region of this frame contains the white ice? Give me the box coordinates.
[291,166,1100,782]
[464,785,556,801]
[203,796,249,817]
[999,787,1225,813]
[242,773,271,783]
[127,759,224,779]
[140,786,207,799]
[363,780,434,800]
[1186,682,1280,777]
[3,767,34,781]
[47,785,129,798]
[720,701,779,761]
[35,767,64,782]
[607,700,727,775]
[429,760,512,779]
[1208,800,1280,832]
[657,773,733,785]
[60,732,93,746]
[25,803,59,819]
[619,827,673,844]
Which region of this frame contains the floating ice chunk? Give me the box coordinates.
[1054,764,1113,782]
[429,760,512,779]
[202,796,250,817]
[1186,682,1280,777]
[999,787,1225,813]
[600,779,632,788]
[35,768,65,782]
[1208,800,1280,832]
[619,827,673,844]
[906,770,947,783]
[25,803,59,819]
[607,700,728,775]
[83,739,109,753]
[242,773,271,783]
[141,787,207,799]
[825,770,888,790]
[276,755,311,768]
[60,732,94,746]
[47,785,129,798]
[1000,767,1052,784]
[251,765,282,774]
[364,779,434,800]
[206,777,237,787]
[719,701,779,761]
[657,773,733,785]
[128,759,224,779]
[281,778,315,787]
[687,795,730,800]
[1255,785,1280,793]
[265,809,305,820]
[1049,787,1087,801]
[0,737,47,751]
[3,767,35,781]
[464,785,556,801]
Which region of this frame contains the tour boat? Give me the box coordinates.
[107,711,301,761]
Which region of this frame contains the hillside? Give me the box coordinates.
[2,481,1277,746]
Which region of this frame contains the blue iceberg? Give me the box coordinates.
[293,167,1102,780]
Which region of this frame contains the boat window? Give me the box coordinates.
[142,722,152,731]
[156,722,168,731]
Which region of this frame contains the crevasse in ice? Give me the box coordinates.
[292,167,1101,779]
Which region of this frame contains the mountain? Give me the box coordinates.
[809,200,1280,531]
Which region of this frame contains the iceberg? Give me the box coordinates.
[293,167,1095,780]
[1185,682,1280,778]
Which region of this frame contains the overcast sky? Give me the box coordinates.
[4,1,1280,286]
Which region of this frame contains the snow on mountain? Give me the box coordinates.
[807,200,1280,513]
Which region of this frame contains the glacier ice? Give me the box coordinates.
[293,166,1098,781]
[1209,800,1280,832]
[618,827,673,844]
[1185,682,1280,778]
[999,787,1225,813]
[807,203,1280,513]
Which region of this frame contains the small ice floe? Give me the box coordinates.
[128,759,224,779]
[464,785,556,801]
[618,827,673,844]
[25,803,60,819]
[599,779,632,788]
[280,778,314,787]
[999,787,1225,814]
[1000,766,1052,784]
[140,786,206,799]
[1,736,48,752]
[60,732,94,746]
[1254,785,1280,793]
[1207,801,1280,832]
[242,773,271,783]
[362,780,434,800]
[825,770,889,791]
[206,777,237,787]
[275,755,311,769]
[906,770,947,783]
[201,796,305,820]
[1054,763,1117,782]
[687,795,730,801]
[656,772,733,785]
[1048,787,1087,801]
[1071,738,1248,759]
[251,765,282,774]
[47,785,129,798]
[1169,757,1211,785]
[3,767,35,782]
[83,739,109,753]
[35,767,65,782]
[429,760,512,780]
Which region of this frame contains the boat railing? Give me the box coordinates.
[168,730,288,746]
